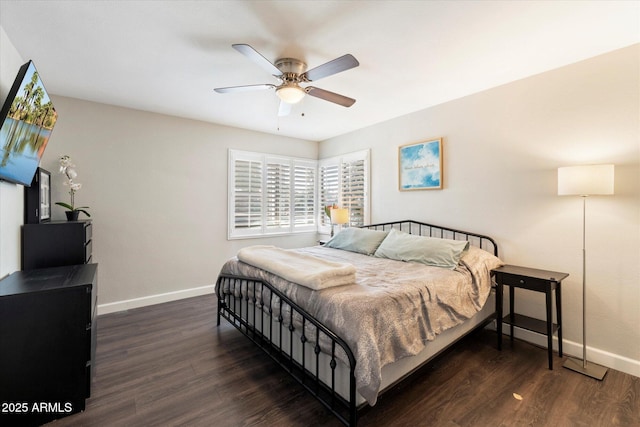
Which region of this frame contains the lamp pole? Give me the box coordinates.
[558,164,613,380]
[562,194,608,379]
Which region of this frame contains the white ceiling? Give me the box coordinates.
[1,1,638,142]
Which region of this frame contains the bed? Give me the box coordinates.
[215,220,502,426]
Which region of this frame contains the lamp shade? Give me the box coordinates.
[330,208,349,225]
[558,164,614,196]
[276,84,305,104]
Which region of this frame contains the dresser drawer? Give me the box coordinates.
[22,220,93,269]
[84,221,92,243]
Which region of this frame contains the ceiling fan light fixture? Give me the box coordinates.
[276,84,305,104]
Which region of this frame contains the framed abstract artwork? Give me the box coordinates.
[399,138,443,191]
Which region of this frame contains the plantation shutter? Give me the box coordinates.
[265,158,291,231]
[232,157,263,233]
[318,149,369,233]
[318,163,339,228]
[293,162,316,229]
[229,150,316,238]
[341,156,367,227]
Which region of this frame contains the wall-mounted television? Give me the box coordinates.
[0,60,57,186]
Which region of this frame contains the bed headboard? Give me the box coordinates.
[360,220,498,257]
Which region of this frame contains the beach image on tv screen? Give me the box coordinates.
[0,61,57,185]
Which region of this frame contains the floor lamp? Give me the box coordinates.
[558,164,614,380]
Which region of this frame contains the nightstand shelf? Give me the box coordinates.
[502,313,559,337]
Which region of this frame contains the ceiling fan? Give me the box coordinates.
[214,44,359,116]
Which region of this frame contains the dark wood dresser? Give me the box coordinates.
[0,264,98,426]
[21,220,92,270]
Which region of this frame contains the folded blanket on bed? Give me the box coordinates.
[237,245,356,290]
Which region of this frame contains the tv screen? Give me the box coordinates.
[0,60,57,186]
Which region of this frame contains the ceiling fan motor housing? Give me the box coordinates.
[275,58,307,76]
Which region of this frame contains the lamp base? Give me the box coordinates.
[563,357,608,380]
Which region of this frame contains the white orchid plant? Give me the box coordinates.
[55,155,90,218]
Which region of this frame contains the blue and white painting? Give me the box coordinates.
[399,139,442,190]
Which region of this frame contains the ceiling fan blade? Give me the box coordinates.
[302,54,359,82]
[214,84,275,94]
[305,87,355,107]
[232,44,282,76]
[278,101,292,117]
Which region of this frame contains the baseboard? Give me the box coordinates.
[487,322,640,378]
[97,285,215,315]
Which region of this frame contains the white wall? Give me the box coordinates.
[39,96,318,312]
[320,45,640,376]
[0,26,26,278]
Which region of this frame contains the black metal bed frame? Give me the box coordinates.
[361,220,498,257]
[216,220,498,427]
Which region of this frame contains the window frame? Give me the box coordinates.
[228,149,317,239]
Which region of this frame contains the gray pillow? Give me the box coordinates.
[374,228,469,269]
[324,227,389,255]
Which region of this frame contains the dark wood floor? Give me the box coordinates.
[47,294,639,427]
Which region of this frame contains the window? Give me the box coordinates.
[229,149,369,239]
[318,162,339,229]
[229,150,316,239]
[318,149,370,233]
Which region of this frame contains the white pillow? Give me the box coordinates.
[374,228,469,269]
[324,227,389,255]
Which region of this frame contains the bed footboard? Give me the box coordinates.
[216,274,358,426]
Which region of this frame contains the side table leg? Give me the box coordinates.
[556,282,563,357]
[509,285,515,342]
[546,289,553,370]
[496,281,503,351]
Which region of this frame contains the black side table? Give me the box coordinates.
[493,265,569,369]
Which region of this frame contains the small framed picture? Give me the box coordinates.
[399,138,443,191]
[39,168,51,222]
[24,167,51,224]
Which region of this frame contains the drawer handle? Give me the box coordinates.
[519,279,525,284]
